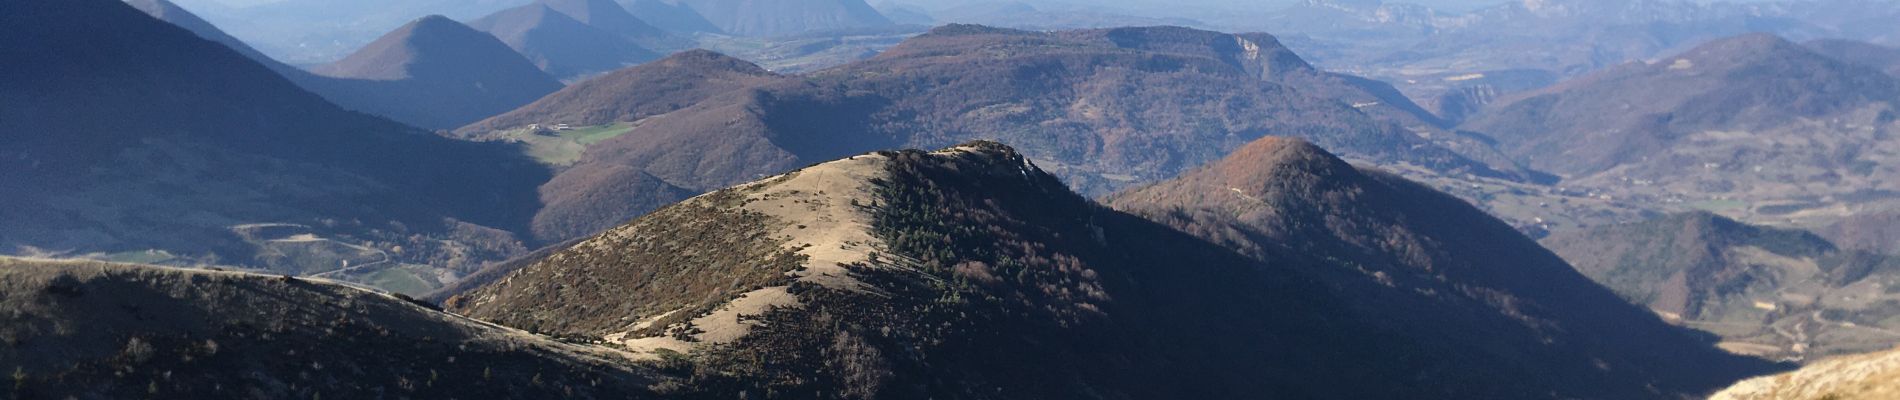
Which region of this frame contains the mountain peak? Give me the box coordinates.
[939,139,1023,157]
[923,23,1031,37]
[1673,32,1808,67]
[315,15,504,80]
[467,2,660,79]
[1103,136,1785,398]
[655,48,770,73]
[1199,136,1359,193]
[307,13,562,128]
[536,0,667,39]
[410,14,458,27]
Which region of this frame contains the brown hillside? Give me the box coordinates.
[497,25,1526,242]
[458,49,779,135]
[453,141,1775,399]
[1822,210,1900,254]
[1107,136,1783,398]
[1463,33,1900,175]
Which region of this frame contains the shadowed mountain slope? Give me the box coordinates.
[459,49,779,135]
[0,0,546,275]
[125,0,282,68]
[128,0,561,129]
[311,15,564,129]
[1105,136,1783,398]
[0,258,662,399]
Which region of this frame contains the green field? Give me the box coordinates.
[99,249,179,265]
[357,264,438,297]
[507,123,636,166]
[1687,199,1749,212]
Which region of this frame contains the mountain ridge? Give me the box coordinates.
[469,3,662,80]
[129,0,561,129]
[476,24,1532,243]
[1106,136,1780,397]
[446,140,1778,398]
[310,15,565,129]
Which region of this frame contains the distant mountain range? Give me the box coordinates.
[538,0,672,41]
[622,0,727,33]
[468,2,664,80]
[130,0,563,130]
[310,16,566,130]
[917,1,1206,31]
[1459,33,1900,228]
[159,0,526,65]
[3,0,547,289]
[461,24,1533,242]
[1544,212,1900,360]
[162,0,902,67]
[1215,0,1900,122]
[676,0,895,36]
